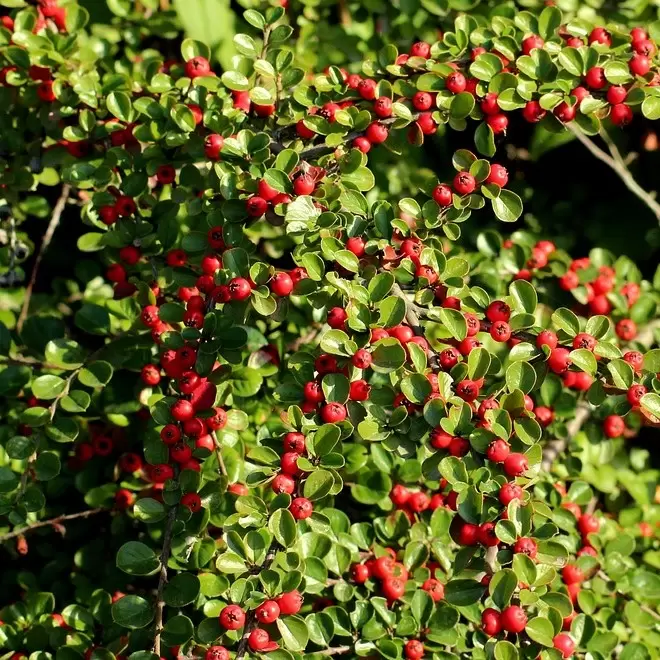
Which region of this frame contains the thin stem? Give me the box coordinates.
[17,184,71,332]
[153,505,177,655]
[568,124,660,224]
[235,541,279,660]
[0,507,105,543]
[317,646,352,656]
[211,431,227,476]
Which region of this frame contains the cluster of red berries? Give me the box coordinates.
[217,591,303,652]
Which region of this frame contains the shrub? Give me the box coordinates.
[0,2,659,660]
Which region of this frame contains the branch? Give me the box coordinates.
[541,402,591,472]
[317,646,352,656]
[153,505,177,656]
[17,184,71,332]
[0,507,105,543]
[567,125,660,224]
[235,541,279,660]
[211,431,227,476]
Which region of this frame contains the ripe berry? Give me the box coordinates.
[490,320,511,342]
[270,272,294,297]
[271,473,295,494]
[422,578,444,602]
[486,300,511,322]
[513,537,538,559]
[453,172,476,195]
[346,236,366,256]
[455,520,479,546]
[219,604,246,630]
[115,489,135,509]
[321,402,347,423]
[181,492,202,512]
[185,56,211,78]
[522,100,546,123]
[486,164,508,187]
[327,307,348,329]
[247,629,273,652]
[381,576,405,600]
[480,93,499,115]
[578,513,599,536]
[553,633,576,659]
[352,348,372,369]
[487,113,508,133]
[205,134,224,160]
[623,350,643,371]
[170,442,193,464]
[585,66,606,89]
[630,54,651,76]
[416,112,437,135]
[141,364,161,386]
[353,136,371,152]
[611,103,633,126]
[500,605,527,634]
[365,121,389,144]
[412,91,433,111]
[408,491,431,512]
[504,453,529,477]
[296,119,315,139]
[603,414,625,438]
[589,27,611,46]
[410,42,431,58]
[276,590,303,615]
[522,35,544,55]
[607,85,628,105]
[439,347,460,370]
[150,464,174,483]
[246,196,268,217]
[255,600,280,624]
[404,640,424,660]
[373,96,393,118]
[478,522,499,547]
[627,383,647,407]
[171,399,194,422]
[616,318,637,340]
[554,102,576,122]
[456,379,479,402]
[562,564,584,584]
[445,72,466,94]
[433,184,453,206]
[500,483,523,505]
[548,347,571,374]
[293,173,315,196]
[351,563,370,584]
[349,379,370,401]
[357,78,377,100]
[205,647,229,660]
[228,277,252,301]
[535,406,554,427]
[486,439,510,463]
[290,497,313,519]
[482,608,502,636]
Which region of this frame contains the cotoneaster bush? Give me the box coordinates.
[0,2,659,660]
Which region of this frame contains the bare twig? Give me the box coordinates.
[211,431,227,476]
[0,507,105,543]
[567,125,660,224]
[317,646,353,656]
[153,506,177,656]
[17,184,71,332]
[287,324,322,351]
[235,541,279,660]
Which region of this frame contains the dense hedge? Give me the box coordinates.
[0,2,659,660]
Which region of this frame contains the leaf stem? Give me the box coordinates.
[0,507,105,543]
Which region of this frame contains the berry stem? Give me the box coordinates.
[211,431,228,476]
[16,184,71,332]
[568,123,660,224]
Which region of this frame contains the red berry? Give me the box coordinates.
[487,113,508,134]
[327,307,348,329]
[433,184,453,206]
[358,79,377,100]
[255,600,280,624]
[181,492,202,512]
[627,383,647,407]
[351,563,370,584]
[219,604,246,630]
[352,348,372,369]
[346,236,366,256]
[623,350,643,371]
[204,134,224,160]
[404,640,424,660]
[486,300,511,322]
[603,414,625,438]
[616,318,637,340]
[578,513,599,536]
[537,330,558,350]
[553,633,576,659]
[554,102,576,122]
[270,272,294,297]
[630,54,651,76]
[276,590,303,615]
[412,91,433,111]
[486,439,510,463]
[513,537,538,559]
[353,136,371,153]
[293,173,315,196]
[522,34,544,55]
[500,605,527,634]
[446,72,466,94]
[185,56,211,79]
[455,520,480,546]
[562,564,584,585]
[228,277,252,301]
[171,399,194,422]
[422,578,444,602]
[247,628,273,652]
[373,96,393,118]
[410,42,431,58]
[272,473,295,494]
[499,483,523,505]
[548,347,571,374]
[522,100,546,123]
[480,93,499,115]
[246,196,268,217]
[381,576,405,600]
[611,103,633,126]
[589,27,611,47]
[453,172,476,195]
[205,647,229,660]
[290,497,313,519]
[607,85,628,105]
[504,453,529,477]
[365,121,389,144]
[478,521,499,547]
[141,364,161,386]
[482,608,502,636]
[486,164,508,187]
[321,402,347,423]
[490,320,511,342]
[585,66,607,89]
